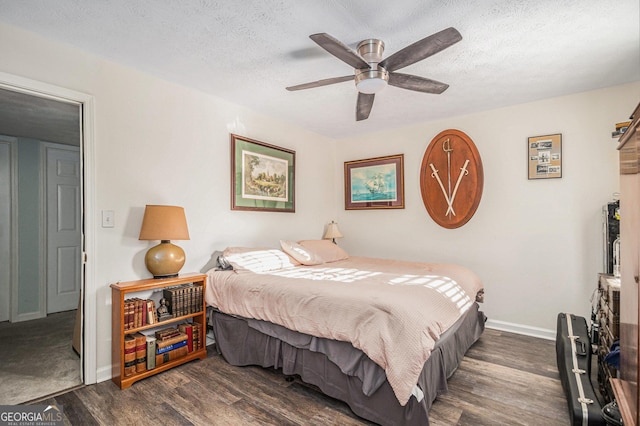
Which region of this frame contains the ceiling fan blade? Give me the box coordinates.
[310,33,371,70]
[286,75,354,91]
[356,92,375,121]
[379,27,462,72]
[388,72,449,94]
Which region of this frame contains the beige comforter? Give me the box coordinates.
[205,255,483,406]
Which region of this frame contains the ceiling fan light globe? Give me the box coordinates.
[356,78,388,94]
[355,68,389,94]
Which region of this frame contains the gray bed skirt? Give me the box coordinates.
[211,303,486,426]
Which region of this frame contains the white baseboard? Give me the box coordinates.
[485,319,555,341]
[14,311,45,323]
[96,366,112,383]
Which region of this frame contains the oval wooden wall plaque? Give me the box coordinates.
[419,129,483,229]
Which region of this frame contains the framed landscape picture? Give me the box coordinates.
[344,154,404,210]
[230,134,295,212]
[528,134,562,180]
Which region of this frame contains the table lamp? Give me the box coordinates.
[139,205,190,278]
[323,220,343,244]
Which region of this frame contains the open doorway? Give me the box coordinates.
[0,87,83,403]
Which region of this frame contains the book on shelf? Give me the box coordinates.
[155,345,189,366]
[198,323,204,349]
[162,282,203,318]
[156,332,188,349]
[155,326,181,341]
[157,339,188,354]
[190,322,203,351]
[163,286,177,318]
[139,299,146,327]
[129,299,135,329]
[124,334,137,377]
[191,323,198,351]
[134,332,147,373]
[130,298,142,328]
[124,300,134,331]
[146,335,156,370]
[124,297,158,330]
[146,299,157,325]
[178,323,194,352]
[194,285,203,313]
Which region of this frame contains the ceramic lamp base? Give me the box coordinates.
[145,240,185,279]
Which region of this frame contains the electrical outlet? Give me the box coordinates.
[102,210,115,228]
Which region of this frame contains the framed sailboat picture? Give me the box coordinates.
[344,154,404,210]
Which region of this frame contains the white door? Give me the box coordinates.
[45,144,81,314]
[0,139,13,321]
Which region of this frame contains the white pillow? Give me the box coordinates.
[298,239,349,263]
[280,240,324,265]
[222,247,297,273]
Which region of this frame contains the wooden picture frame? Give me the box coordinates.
[230,134,295,212]
[344,154,404,210]
[528,134,562,180]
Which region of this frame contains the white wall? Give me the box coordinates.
[0,22,337,381]
[335,81,640,338]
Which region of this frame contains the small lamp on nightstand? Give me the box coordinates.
[139,205,190,279]
[323,220,343,244]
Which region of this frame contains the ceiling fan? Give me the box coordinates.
[286,27,462,121]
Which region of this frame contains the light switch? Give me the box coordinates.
[102,210,115,228]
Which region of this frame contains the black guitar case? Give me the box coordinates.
[556,313,605,425]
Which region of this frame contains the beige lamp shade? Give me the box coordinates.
[323,221,343,244]
[139,205,190,279]
[139,205,190,241]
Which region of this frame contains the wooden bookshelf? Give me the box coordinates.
[111,273,207,389]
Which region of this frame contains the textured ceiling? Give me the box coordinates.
[0,88,80,146]
[0,0,638,139]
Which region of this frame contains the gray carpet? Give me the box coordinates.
[0,310,81,405]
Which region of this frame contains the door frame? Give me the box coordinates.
[0,136,17,323]
[0,71,97,385]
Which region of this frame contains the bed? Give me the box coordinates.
[205,240,486,426]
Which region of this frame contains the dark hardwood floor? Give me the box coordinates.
[35,328,570,425]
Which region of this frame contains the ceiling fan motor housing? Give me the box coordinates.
[355,39,388,94]
[357,39,385,63]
